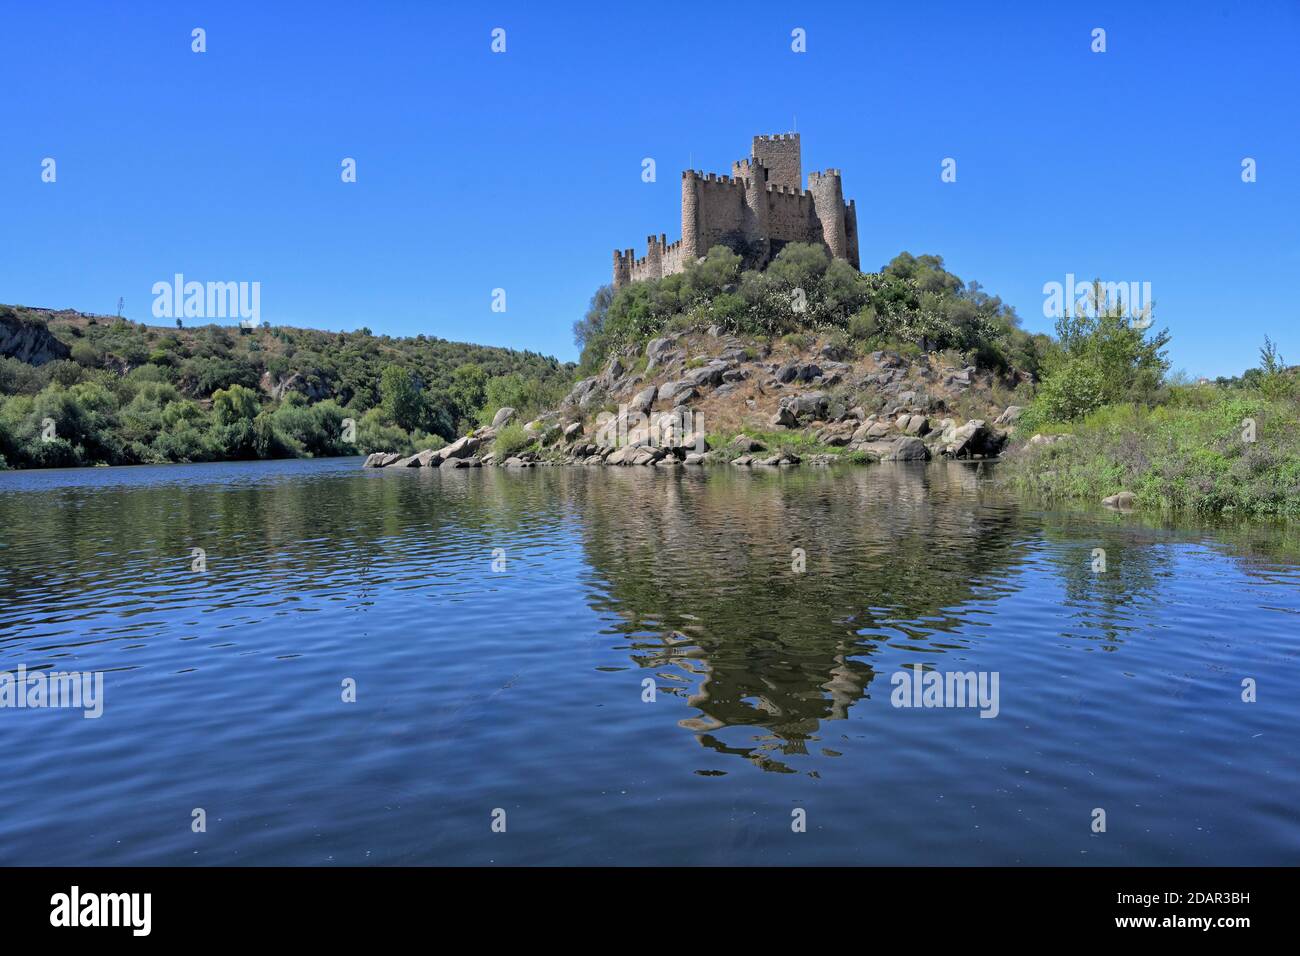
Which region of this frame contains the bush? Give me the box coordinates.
[492,422,532,458]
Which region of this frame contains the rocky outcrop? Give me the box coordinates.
[1102,491,1137,509]
[0,308,71,365]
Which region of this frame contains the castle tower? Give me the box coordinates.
[807,169,847,261]
[751,133,801,189]
[844,199,860,269]
[737,159,770,263]
[680,170,701,263]
[613,248,632,289]
[644,234,663,280]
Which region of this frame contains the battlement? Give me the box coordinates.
[615,133,859,288]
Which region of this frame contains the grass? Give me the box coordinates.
[492,422,535,458]
[1001,385,1300,517]
[704,429,852,461]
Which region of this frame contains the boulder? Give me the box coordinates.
[771,405,798,428]
[1102,491,1137,509]
[563,421,583,440]
[656,380,696,406]
[362,452,401,468]
[491,406,516,428]
[646,337,681,370]
[629,385,658,414]
[995,405,1023,427]
[730,435,767,453]
[851,420,892,443]
[903,414,930,436]
[943,420,1006,459]
[441,435,481,460]
[885,436,931,461]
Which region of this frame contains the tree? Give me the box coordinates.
[573,284,614,349]
[379,365,424,432]
[211,384,260,425]
[448,363,488,422]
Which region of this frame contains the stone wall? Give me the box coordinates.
[614,133,860,288]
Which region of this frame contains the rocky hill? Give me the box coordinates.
[365,326,1026,470]
[0,306,72,365]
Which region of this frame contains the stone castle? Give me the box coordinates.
[613,133,860,289]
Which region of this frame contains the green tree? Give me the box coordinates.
[379,365,424,431]
[212,383,260,425]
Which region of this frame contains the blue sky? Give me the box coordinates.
[2,0,1297,377]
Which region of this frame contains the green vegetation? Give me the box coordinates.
[0,306,572,469]
[704,429,851,462]
[1007,318,1300,517]
[491,422,535,459]
[575,243,1049,377]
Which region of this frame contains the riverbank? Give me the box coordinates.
[1000,385,1300,519]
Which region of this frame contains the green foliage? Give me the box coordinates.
[1022,284,1171,426]
[379,365,425,432]
[212,383,260,425]
[1006,376,1300,517]
[491,422,533,458]
[579,245,1036,376]
[0,306,571,469]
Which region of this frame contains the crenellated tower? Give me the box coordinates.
[613,133,860,288]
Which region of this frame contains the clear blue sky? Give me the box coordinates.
[2,0,1297,377]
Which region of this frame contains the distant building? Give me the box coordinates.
[613,133,860,288]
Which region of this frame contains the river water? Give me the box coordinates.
[1,457,1297,864]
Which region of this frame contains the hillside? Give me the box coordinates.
[364,244,1036,470]
[0,304,573,469]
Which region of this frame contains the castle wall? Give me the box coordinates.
[613,134,860,288]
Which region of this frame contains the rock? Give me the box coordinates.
[1102,491,1137,509]
[599,357,625,387]
[775,362,799,383]
[886,436,931,461]
[771,405,798,428]
[684,453,706,465]
[852,420,892,443]
[563,378,602,411]
[362,452,400,468]
[0,308,72,365]
[563,421,583,440]
[491,406,516,428]
[943,420,1006,459]
[995,405,1023,426]
[646,337,681,370]
[731,455,754,466]
[730,435,767,453]
[656,380,696,406]
[441,435,481,460]
[629,385,658,415]
[792,392,829,420]
[903,414,930,436]
[605,445,635,466]
[683,364,725,388]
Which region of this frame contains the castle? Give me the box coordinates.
[613,133,860,289]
